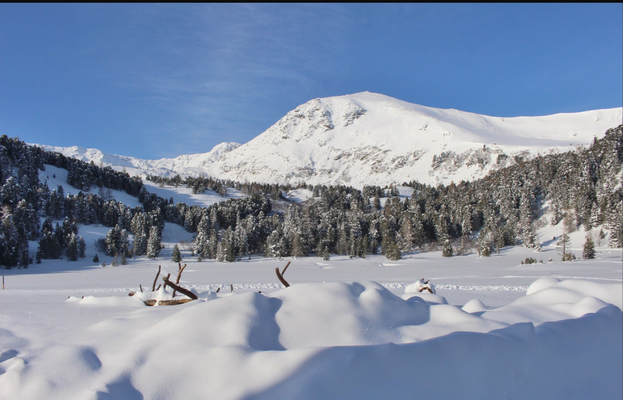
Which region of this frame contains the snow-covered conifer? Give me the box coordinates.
[146,226,161,259]
[172,244,182,262]
[582,235,595,259]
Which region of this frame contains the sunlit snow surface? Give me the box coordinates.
[1,149,621,399]
[0,249,621,400]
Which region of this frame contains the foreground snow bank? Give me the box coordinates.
[0,279,621,400]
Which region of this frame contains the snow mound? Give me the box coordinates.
[462,298,489,313]
[404,278,436,294]
[3,279,620,399]
[526,277,562,295]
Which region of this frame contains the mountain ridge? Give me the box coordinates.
[34,92,622,187]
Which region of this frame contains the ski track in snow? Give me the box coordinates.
[503,275,623,282]
[85,277,623,294]
[87,274,623,294]
[87,282,531,293]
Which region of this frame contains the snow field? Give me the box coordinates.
[0,272,621,400]
[1,150,619,399]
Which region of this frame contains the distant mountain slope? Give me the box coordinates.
[36,92,622,187]
[39,141,242,179]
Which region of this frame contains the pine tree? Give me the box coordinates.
[216,241,224,262]
[372,196,381,210]
[93,253,99,263]
[172,244,182,262]
[130,213,148,256]
[559,210,575,260]
[442,239,453,257]
[521,221,540,250]
[265,230,283,260]
[1,210,21,267]
[146,226,161,259]
[104,225,121,257]
[119,229,130,257]
[221,227,236,262]
[77,236,86,258]
[381,236,401,260]
[194,214,210,257]
[582,235,595,259]
[206,230,218,259]
[66,233,78,261]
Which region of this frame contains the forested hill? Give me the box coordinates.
[0,125,621,268]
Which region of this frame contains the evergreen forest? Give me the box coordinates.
[0,125,621,268]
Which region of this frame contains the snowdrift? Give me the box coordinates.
[0,279,621,400]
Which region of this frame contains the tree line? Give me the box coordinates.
[0,125,620,268]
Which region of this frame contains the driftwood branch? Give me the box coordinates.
[157,299,193,306]
[418,278,433,294]
[163,276,198,300]
[152,265,162,291]
[275,261,291,287]
[172,263,187,298]
[143,299,194,307]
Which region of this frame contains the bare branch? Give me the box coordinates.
[157,299,193,306]
[152,265,161,291]
[172,263,187,298]
[275,262,291,288]
[162,276,198,300]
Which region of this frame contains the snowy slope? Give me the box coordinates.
[35,92,622,187]
[0,263,621,400]
[39,141,242,179]
[210,92,622,187]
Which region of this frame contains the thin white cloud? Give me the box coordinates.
[106,4,354,157]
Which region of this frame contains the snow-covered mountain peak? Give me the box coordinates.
[34,92,622,187]
[210,93,621,186]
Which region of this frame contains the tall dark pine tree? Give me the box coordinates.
[1,208,24,267]
[582,235,595,259]
[172,244,182,262]
[146,226,161,259]
[442,239,453,257]
[66,233,78,261]
[131,213,148,256]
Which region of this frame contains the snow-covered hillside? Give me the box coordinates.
[40,141,242,179]
[35,92,623,187]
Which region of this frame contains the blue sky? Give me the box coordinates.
[1,4,621,159]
